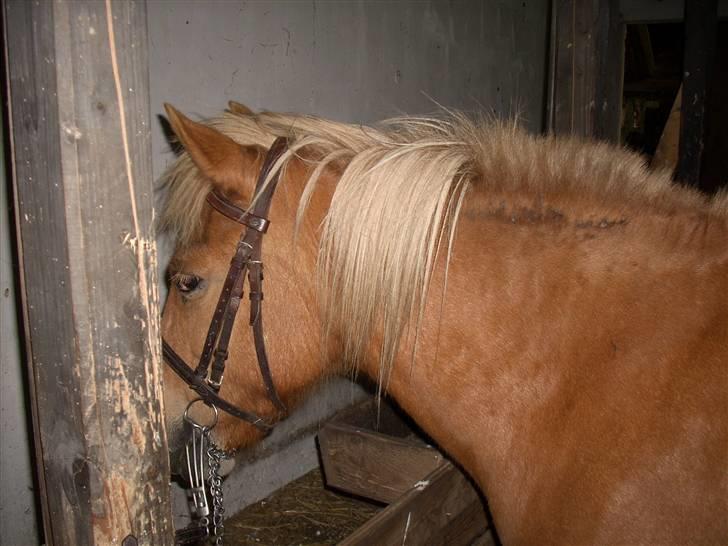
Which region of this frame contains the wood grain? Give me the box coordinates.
[319,398,491,545]
[547,0,624,142]
[653,85,682,172]
[4,1,173,544]
[319,423,443,503]
[339,462,490,546]
[675,0,718,187]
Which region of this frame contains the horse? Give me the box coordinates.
[159,101,728,545]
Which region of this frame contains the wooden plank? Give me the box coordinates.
[318,423,443,503]
[652,85,682,172]
[548,0,578,135]
[328,397,421,439]
[4,1,173,544]
[547,0,624,142]
[593,0,625,142]
[339,462,489,546]
[675,0,718,188]
[3,3,61,541]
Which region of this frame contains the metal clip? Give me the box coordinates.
[182,399,219,519]
[184,424,210,518]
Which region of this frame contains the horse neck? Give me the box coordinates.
[354,188,728,543]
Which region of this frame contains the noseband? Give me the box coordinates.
[162,137,289,432]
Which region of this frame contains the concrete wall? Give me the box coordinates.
[147,0,548,161]
[147,0,550,527]
[1,1,549,542]
[1,107,41,546]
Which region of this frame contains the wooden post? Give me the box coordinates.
[547,0,625,142]
[675,0,718,187]
[3,1,173,544]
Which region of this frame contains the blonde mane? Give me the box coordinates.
[159,109,728,381]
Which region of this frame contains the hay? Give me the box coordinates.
[225,468,381,545]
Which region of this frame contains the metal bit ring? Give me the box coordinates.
[183,398,219,431]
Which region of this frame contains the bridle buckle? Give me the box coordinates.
[207,376,223,389]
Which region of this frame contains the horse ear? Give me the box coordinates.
[228,100,254,115]
[164,103,257,194]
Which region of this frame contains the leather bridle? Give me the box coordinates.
[162,137,289,432]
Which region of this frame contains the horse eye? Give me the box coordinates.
[173,273,205,295]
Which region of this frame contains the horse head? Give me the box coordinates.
[160,104,331,453]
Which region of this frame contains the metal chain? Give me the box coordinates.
[205,432,228,545]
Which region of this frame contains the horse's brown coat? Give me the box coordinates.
[160,105,728,545]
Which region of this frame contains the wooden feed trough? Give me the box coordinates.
[318,399,495,545]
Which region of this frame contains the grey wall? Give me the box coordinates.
[147,0,549,527]
[1,1,549,542]
[1,106,42,545]
[148,0,549,182]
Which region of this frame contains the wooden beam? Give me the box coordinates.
[3,1,173,544]
[675,0,718,188]
[652,85,682,173]
[318,423,444,503]
[547,0,625,142]
[339,462,490,546]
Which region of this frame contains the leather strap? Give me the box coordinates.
[249,256,287,412]
[163,137,289,428]
[162,340,273,431]
[203,138,287,390]
[195,239,252,384]
[174,521,211,544]
[207,190,270,232]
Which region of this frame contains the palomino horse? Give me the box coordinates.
[160,102,727,545]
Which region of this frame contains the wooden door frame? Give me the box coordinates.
[546,0,625,142]
[547,0,724,192]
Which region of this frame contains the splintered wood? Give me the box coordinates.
[4,1,172,543]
